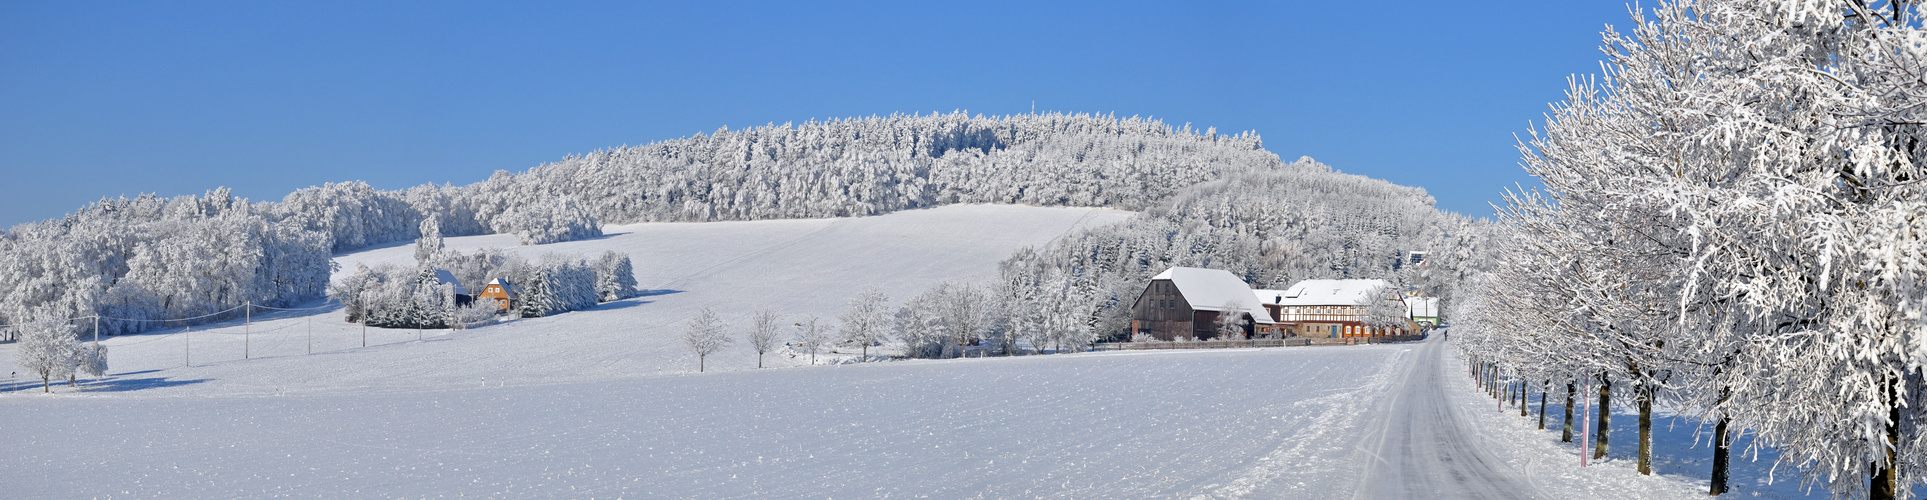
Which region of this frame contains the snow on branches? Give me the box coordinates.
[1453,1,1927,496]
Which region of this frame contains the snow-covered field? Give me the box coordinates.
[0,204,1130,396]
[4,345,1415,498]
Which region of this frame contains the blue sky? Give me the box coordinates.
[0,1,1637,227]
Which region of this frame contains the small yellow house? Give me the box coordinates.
[478,278,518,311]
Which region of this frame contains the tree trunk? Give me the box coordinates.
[1872,376,1900,500]
[757,352,763,369]
[699,354,706,373]
[1520,380,1529,417]
[1563,381,1575,442]
[1539,380,1549,429]
[42,373,50,393]
[1638,384,1653,475]
[1596,372,1611,460]
[1710,415,1731,496]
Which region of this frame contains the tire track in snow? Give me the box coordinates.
[1353,335,1544,500]
[1197,347,1408,498]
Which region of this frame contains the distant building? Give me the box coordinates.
[478,278,518,311]
[423,269,472,307]
[1404,296,1441,328]
[1130,267,1277,341]
[1253,279,1415,338]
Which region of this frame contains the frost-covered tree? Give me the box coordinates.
[894,289,950,359]
[933,282,991,348]
[414,217,442,265]
[14,308,77,392]
[682,307,731,372]
[838,288,890,361]
[592,251,639,302]
[1213,300,1248,341]
[491,196,602,245]
[745,308,781,368]
[1359,285,1410,335]
[1452,1,1927,496]
[792,314,829,365]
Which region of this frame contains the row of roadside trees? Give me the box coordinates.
[1452,1,1927,498]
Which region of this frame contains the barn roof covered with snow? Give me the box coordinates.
[1151,267,1276,324]
[1258,279,1389,307]
[431,269,467,296]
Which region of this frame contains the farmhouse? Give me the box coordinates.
[478,278,519,311]
[1253,279,1416,338]
[1130,267,1277,341]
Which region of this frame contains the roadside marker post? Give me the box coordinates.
[1580,369,1591,467]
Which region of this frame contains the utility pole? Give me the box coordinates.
[244,302,251,359]
[185,326,191,367]
[307,317,312,355]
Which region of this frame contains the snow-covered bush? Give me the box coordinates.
[447,301,497,329]
[75,342,108,380]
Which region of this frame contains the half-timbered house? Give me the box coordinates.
[1253,279,1416,338]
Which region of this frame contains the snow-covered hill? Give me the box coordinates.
[0,204,1129,397]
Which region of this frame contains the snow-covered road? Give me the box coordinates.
[1356,334,1539,499]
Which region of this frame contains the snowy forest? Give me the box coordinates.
[990,157,1480,347]
[1450,1,1927,498]
[0,112,1296,338]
